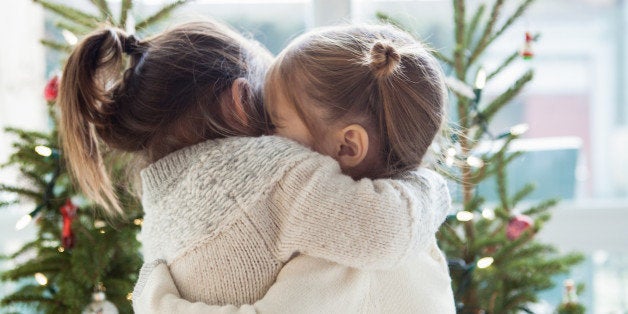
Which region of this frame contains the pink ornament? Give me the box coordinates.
[506,215,534,240]
[44,75,59,102]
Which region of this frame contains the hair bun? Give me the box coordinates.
[369,41,401,78]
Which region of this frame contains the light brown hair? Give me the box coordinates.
[58,21,272,214]
[265,24,447,178]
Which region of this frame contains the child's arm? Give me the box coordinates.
[266,156,451,270]
[133,261,258,314]
[133,258,361,314]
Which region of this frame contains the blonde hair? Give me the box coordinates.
[58,21,272,214]
[265,24,447,178]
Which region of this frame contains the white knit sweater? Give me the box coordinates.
[133,238,455,313]
[135,136,452,309]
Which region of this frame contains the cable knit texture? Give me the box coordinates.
[138,135,451,306]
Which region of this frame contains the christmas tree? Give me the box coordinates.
[0,1,189,313]
[380,1,584,313]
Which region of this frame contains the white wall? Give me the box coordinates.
[0,2,47,157]
[0,0,46,281]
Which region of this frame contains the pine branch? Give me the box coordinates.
[487,0,536,50]
[493,229,535,262]
[463,194,485,212]
[3,128,50,141]
[502,150,524,168]
[90,0,115,24]
[8,241,41,259]
[480,69,534,122]
[1,285,60,307]
[501,293,534,313]
[467,0,505,67]
[20,169,49,189]
[432,50,454,67]
[136,0,190,31]
[40,39,72,53]
[32,0,100,28]
[0,199,18,207]
[464,3,486,48]
[495,153,509,211]
[439,223,466,250]
[522,199,558,216]
[2,259,65,281]
[533,213,552,227]
[510,183,535,206]
[54,21,90,36]
[375,12,404,29]
[120,0,133,29]
[510,242,556,260]
[471,234,505,252]
[453,0,467,78]
[0,184,42,200]
[487,50,520,81]
[6,152,51,171]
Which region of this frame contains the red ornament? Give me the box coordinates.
[506,214,534,240]
[44,75,59,102]
[59,199,78,249]
[522,32,534,60]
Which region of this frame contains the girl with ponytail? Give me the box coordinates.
[134,24,455,313]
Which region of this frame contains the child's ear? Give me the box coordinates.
[336,124,369,168]
[230,77,251,125]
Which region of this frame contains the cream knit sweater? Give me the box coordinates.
[135,135,451,309]
[133,238,455,313]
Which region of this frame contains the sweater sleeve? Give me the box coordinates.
[133,257,366,314]
[266,155,451,270]
[133,261,259,314]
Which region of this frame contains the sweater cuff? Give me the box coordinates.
[133,259,168,300]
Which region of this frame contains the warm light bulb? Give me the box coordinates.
[474,68,487,90]
[58,246,65,253]
[62,29,78,46]
[126,292,133,301]
[456,211,474,222]
[35,145,53,157]
[445,156,455,167]
[99,229,106,234]
[510,123,529,136]
[15,214,33,230]
[477,257,494,269]
[34,272,48,286]
[133,218,143,226]
[94,220,106,229]
[482,208,495,220]
[466,156,484,168]
[446,148,457,157]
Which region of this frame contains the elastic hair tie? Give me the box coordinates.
[123,34,140,55]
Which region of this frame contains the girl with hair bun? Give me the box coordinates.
[134,24,455,313]
[57,20,452,313]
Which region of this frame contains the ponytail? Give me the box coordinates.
[59,21,273,215]
[58,28,136,215]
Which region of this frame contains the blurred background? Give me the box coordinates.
[1,0,626,312]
